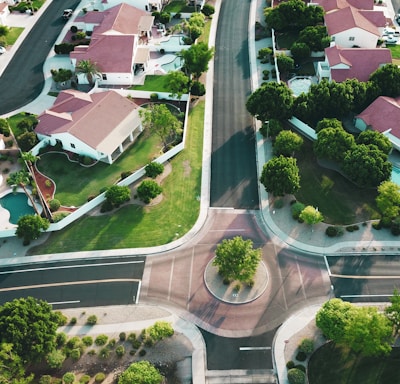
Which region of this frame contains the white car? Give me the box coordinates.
[383,36,398,44]
[0,46,6,55]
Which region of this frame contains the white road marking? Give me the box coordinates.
[187,248,195,311]
[209,229,247,231]
[323,255,331,276]
[239,347,271,351]
[136,280,141,304]
[341,294,394,298]
[167,255,175,302]
[331,274,400,279]
[0,260,144,275]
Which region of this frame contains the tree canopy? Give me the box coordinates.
[16,214,50,244]
[273,130,303,156]
[369,63,400,98]
[342,144,392,187]
[260,156,300,196]
[118,361,163,384]
[139,104,183,149]
[299,205,323,226]
[179,42,214,80]
[376,181,400,218]
[385,289,400,334]
[166,70,189,101]
[75,59,101,85]
[356,130,392,155]
[0,297,59,363]
[213,236,261,284]
[105,185,131,208]
[316,299,393,357]
[315,118,343,133]
[297,26,330,52]
[246,82,294,122]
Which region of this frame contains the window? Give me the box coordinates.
[71,143,75,148]
[102,74,107,80]
[349,36,355,41]
[331,36,335,41]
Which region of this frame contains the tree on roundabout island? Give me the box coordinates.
[213,236,262,286]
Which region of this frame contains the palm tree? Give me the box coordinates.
[6,170,41,216]
[75,59,101,85]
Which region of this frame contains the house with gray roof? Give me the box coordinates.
[35,90,143,164]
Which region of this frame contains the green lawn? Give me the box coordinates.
[36,133,162,207]
[388,44,400,59]
[308,342,400,384]
[4,27,24,46]
[275,31,299,50]
[130,75,171,92]
[294,139,379,225]
[163,0,196,13]
[28,101,204,254]
[7,113,38,137]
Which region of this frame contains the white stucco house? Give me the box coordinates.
[355,96,400,151]
[324,6,386,48]
[86,0,168,12]
[34,90,144,164]
[0,2,10,26]
[70,3,154,86]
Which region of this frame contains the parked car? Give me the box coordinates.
[0,46,6,55]
[62,9,73,20]
[383,36,398,44]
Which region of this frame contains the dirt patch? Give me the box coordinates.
[182,160,191,177]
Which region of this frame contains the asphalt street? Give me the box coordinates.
[0,256,145,307]
[0,0,80,114]
[327,255,400,302]
[210,0,259,209]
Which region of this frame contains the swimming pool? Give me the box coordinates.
[288,76,315,97]
[160,35,184,48]
[392,166,400,185]
[161,56,183,72]
[0,192,36,224]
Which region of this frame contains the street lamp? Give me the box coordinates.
[264,120,270,140]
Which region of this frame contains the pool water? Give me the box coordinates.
[161,56,183,72]
[392,166,400,185]
[0,192,35,224]
[160,35,184,48]
[288,77,313,97]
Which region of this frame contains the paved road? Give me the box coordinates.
[210,0,259,209]
[0,256,145,307]
[327,255,400,302]
[0,0,80,114]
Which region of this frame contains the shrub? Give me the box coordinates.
[380,216,392,228]
[137,180,162,203]
[372,221,382,230]
[94,373,106,383]
[49,199,61,212]
[108,338,116,348]
[53,379,62,384]
[79,375,90,384]
[287,368,305,384]
[127,332,136,342]
[39,375,52,384]
[82,336,93,346]
[326,226,341,237]
[119,332,126,341]
[70,348,81,361]
[62,373,75,384]
[191,81,206,96]
[70,317,77,325]
[294,364,306,373]
[95,334,108,346]
[88,349,96,356]
[145,162,164,178]
[262,69,270,80]
[116,345,125,357]
[56,332,67,347]
[150,93,159,101]
[129,349,136,356]
[121,171,132,180]
[346,225,354,232]
[291,202,305,220]
[87,315,97,325]
[160,48,165,54]
[296,351,307,361]
[70,25,78,33]
[76,31,86,40]
[286,360,295,369]
[139,349,146,356]
[132,339,141,349]
[298,338,314,354]
[99,347,110,359]
[54,311,68,326]
[274,198,284,209]
[66,336,81,350]
[201,4,215,16]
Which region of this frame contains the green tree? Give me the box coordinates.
[146,321,174,342]
[105,185,131,208]
[313,128,355,163]
[118,361,162,384]
[356,130,392,155]
[316,299,355,343]
[343,306,392,357]
[276,54,294,77]
[260,156,300,196]
[63,373,75,384]
[297,25,329,52]
[166,70,189,103]
[0,297,59,363]
[369,63,400,97]
[50,68,73,84]
[0,343,28,383]
[299,205,323,226]
[213,236,261,284]
[315,118,343,133]
[287,368,306,384]
[273,130,303,156]
[376,181,400,218]
[385,289,400,334]
[342,144,392,187]
[246,82,294,122]
[137,180,162,204]
[145,162,164,178]
[75,59,101,85]
[46,349,66,369]
[179,42,214,79]
[290,42,310,62]
[17,131,38,152]
[16,214,50,244]
[139,104,183,149]
[0,25,9,38]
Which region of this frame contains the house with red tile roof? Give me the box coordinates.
[70,3,154,86]
[312,0,374,13]
[317,44,392,82]
[324,6,386,48]
[35,90,144,164]
[98,0,168,12]
[355,96,400,151]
